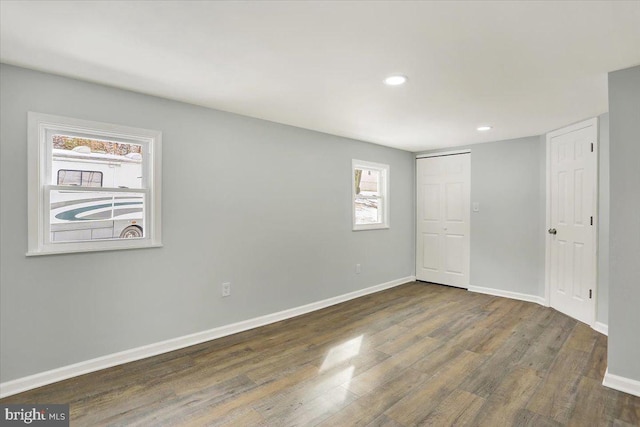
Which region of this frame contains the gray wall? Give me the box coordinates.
[608,65,640,381]
[0,64,415,382]
[416,136,546,297]
[597,113,610,325]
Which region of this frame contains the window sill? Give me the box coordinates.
[26,242,163,257]
[352,225,390,231]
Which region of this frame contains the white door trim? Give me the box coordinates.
[416,149,471,159]
[544,117,598,325]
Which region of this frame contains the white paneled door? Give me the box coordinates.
[416,153,470,288]
[547,118,597,325]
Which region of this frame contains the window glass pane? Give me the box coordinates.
[49,190,144,242]
[57,170,103,187]
[355,197,381,224]
[52,135,143,189]
[57,170,82,186]
[355,168,380,196]
[83,171,103,187]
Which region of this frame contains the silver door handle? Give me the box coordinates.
[548,228,557,235]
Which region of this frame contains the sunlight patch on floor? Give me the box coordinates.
[320,335,363,372]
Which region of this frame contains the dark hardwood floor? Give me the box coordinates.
[2,282,639,426]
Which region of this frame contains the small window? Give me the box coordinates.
[27,113,162,255]
[352,159,389,230]
[57,169,103,187]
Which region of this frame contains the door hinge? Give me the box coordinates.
[589,289,593,299]
[591,143,594,152]
[590,216,593,226]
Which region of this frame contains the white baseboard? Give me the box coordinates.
[603,368,640,397]
[467,285,546,306]
[592,321,608,336]
[0,276,415,399]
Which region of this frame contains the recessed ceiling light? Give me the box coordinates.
[477,126,492,131]
[384,75,408,86]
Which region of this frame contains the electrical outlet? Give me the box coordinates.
[355,264,361,274]
[222,282,231,297]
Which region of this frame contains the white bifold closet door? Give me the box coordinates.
[416,153,470,288]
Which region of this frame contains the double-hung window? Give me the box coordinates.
[352,159,389,230]
[27,113,162,255]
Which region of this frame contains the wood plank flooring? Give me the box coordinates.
[2,282,639,426]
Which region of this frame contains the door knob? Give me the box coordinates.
[548,228,557,235]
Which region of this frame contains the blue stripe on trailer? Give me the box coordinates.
[55,202,142,221]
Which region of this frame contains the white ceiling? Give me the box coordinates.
[1,1,639,152]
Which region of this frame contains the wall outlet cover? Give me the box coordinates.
[222,282,231,297]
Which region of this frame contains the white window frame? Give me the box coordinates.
[352,159,390,231]
[27,112,162,255]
